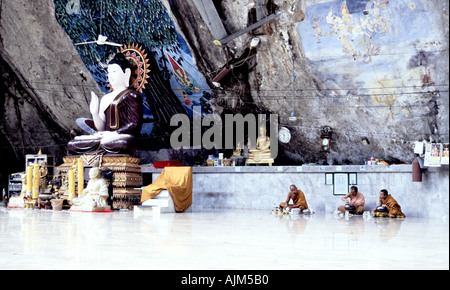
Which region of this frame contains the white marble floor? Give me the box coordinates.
[0,205,448,270]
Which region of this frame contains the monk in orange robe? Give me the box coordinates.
[373,189,405,218]
[280,184,309,210]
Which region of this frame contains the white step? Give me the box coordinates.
[141,190,175,213]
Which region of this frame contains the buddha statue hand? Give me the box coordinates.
[89,91,100,115]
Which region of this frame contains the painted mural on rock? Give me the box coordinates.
[297,0,446,135]
[53,0,212,138]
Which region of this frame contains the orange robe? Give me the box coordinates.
[380,195,405,218]
[280,190,308,210]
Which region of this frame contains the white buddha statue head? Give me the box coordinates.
[107,53,132,91]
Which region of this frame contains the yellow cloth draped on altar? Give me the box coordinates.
[141,167,192,212]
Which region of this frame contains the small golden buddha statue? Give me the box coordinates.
[232,141,243,157]
[247,126,274,165]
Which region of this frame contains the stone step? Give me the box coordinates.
[140,190,175,213]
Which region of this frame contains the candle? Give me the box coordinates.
[32,163,40,200]
[68,169,75,200]
[78,158,84,196]
[26,166,33,195]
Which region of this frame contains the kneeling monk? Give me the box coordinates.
[373,189,405,218]
[280,184,309,211]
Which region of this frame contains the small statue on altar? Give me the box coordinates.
[70,164,109,212]
[50,174,63,199]
[67,52,143,155]
[256,126,271,151]
[38,160,48,193]
[247,126,274,165]
[37,162,54,209]
[232,141,243,157]
[231,141,247,166]
[59,172,69,199]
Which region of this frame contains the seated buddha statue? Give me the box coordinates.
[67,53,143,155]
[247,126,274,164]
